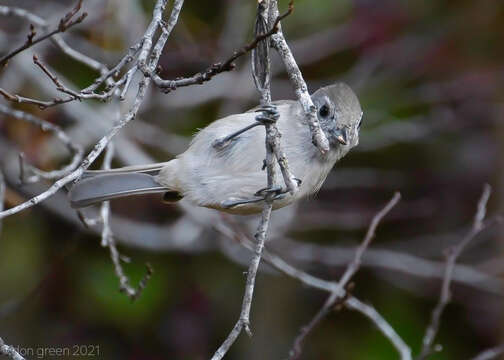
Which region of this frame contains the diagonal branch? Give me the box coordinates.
[0,5,107,74]
[0,171,4,235]
[211,2,296,358]
[0,0,174,220]
[0,336,26,360]
[288,192,403,360]
[99,142,153,300]
[0,104,83,183]
[417,184,492,359]
[215,218,412,360]
[268,0,330,154]
[470,344,504,360]
[0,0,87,67]
[148,0,293,93]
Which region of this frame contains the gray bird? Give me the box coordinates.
[69,82,363,215]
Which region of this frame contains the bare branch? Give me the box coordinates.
[470,344,504,360]
[0,0,180,220]
[211,202,273,360]
[0,336,26,360]
[268,0,330,154]
[149,1,292,93]
[346,297,412,360]
[81,41,143,95]
[98,142,153,300]
[418,184,492,359]
[211,3,297,357]
[0,87,73,109]
[0,4,138,108]
[289,193,403,360]
[339,192,402,285]
[0,1,87,67]
[0,5,107,75]
[0,83,145,219]
[215,220,412,360]
[32,55,81,99]
[148,0,185,72]
[0,103,83,183]
[0,171,4,235]
[211,97,277,360]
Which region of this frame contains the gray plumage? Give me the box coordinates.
[69,82,363,215]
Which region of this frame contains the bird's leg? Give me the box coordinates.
[212,122,262,150]
[221,178,300,209]
[221,192,287,209]
[221,105,291,210]
[212,105,280,150]
[254,177,302,196]
[254,105,279,125]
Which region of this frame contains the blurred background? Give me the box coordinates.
[0,0,503,359]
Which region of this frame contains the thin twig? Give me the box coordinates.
[0,104,83,182]
[0,171,4,236]
[417,184,492,359]
[0,4,138,107]
[0,336,26,360]
[32,55,82,99]
[149,0,293,93]
[470,344,504,360]
[0,0,87,66]
[211,2,294,358]
[0,87,73,109]
[269,0,330,154]
[81,41,143,94]
[0,0,175,220]
[211,201,273,360]
[0,5,108,74]
[339,192,402,285]
[32,54,132,106]
[148,0,185,73]
[98,142,153,301]
[210,101,277,360]
[215,219,412,360]
[289,192,403,360]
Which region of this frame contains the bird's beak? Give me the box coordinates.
[334,128,348,145]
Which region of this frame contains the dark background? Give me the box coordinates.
[0,0,503,359]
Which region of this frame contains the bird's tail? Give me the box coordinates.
[69,163,171,208]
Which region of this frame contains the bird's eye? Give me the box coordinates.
[319,104,329,118]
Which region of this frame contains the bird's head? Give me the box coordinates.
[311,82,363,150]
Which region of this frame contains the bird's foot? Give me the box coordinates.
[221,186,288,210]
[254,105,279,125]
[212,105,279,151]
[212,122,261,150]
[254,184,283,197]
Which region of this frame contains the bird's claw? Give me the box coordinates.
[254,185,283,197]
[221,185,288,209]
[255,105,279,124]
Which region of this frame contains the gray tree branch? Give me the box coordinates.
[288,192,406,360]
[0,104,83,183]
[0,336,26,360]
[418,184,493,359]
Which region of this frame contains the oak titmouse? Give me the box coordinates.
[69,82,363,215]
